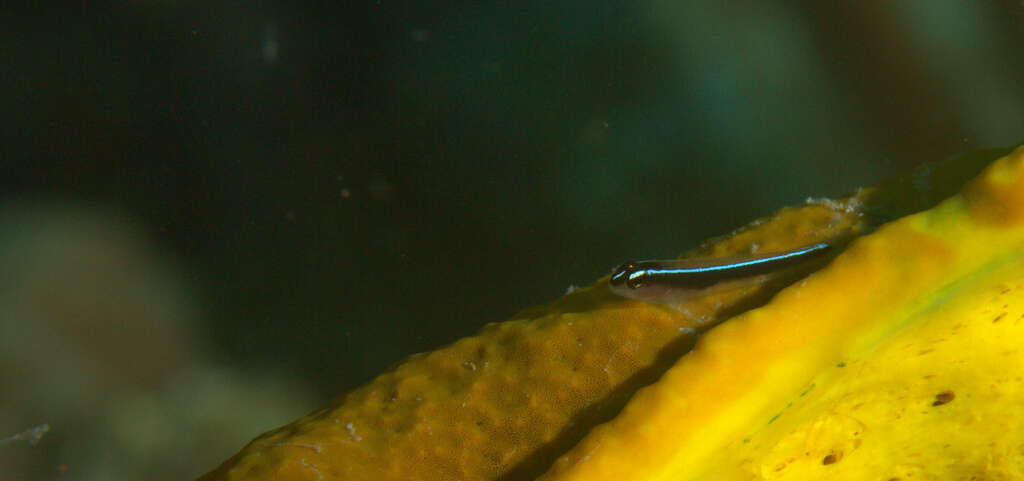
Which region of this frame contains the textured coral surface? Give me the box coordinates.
[199,145,1024,481]
[540,145,1024,480]
[196,191,863,481]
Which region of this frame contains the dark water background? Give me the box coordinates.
[2,2,1023,479]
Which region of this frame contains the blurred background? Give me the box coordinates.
[1,1,1023,479]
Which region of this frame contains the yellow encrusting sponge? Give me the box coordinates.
[539,145,1024,481]
[197,200,862,480]
[198,145,1024,481]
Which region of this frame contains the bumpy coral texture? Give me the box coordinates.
[539,145,1024,481]
[199,145,1024,481]
[197,194,864,481]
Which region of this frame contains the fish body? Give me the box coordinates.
[609,243,832,306]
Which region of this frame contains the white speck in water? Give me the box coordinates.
[565,284,580,294]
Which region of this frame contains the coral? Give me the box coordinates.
[198,145,1024,481]
[540,145,1024,480]
[196,187,863,481]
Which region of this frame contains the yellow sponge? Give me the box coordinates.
[198,146,1024,481]
[197,199,863,481]
[540,145,1024,481]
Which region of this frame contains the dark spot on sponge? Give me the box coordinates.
[932,390,955,406]
[822,452,840,465]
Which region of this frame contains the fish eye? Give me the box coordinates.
[626,272,645,289]
[610,262,637,287]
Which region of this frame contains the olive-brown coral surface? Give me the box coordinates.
[199,145,1024,481]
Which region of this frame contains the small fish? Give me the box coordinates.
[609,243,832,307]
